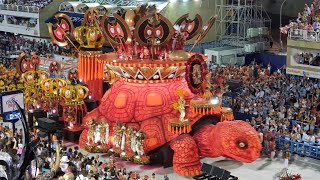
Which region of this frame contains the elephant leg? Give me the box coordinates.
[170,134,201,176]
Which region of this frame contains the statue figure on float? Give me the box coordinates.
[173,89,188,122]
[86,118,97,145]
[140,46,150,59]
[201,72,214,100]
[125,127,134,151]
[99,121,109,145]
[131,129,137,153]
[135,130,145,157]
[120,125,126,151]
[94,124,101,144]
[113,123,122,148]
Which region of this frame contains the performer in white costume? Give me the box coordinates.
[131,130,137,153]
[113,123,122,148]
[94,124,101,144]
[113,127,119,147]
[135,132,140,156]
[86,119,97,144]
[99,121,109,145]
[135,131,145,157]
[120,126,126,151]
[105,122,109,145]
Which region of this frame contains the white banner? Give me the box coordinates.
[1,92,24,113]
[286,67,320,79]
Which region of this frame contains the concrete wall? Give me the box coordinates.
[161,0,217,43]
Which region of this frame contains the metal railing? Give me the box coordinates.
[288,29,320,42]
[277,136,320,159]
[0,4,39,13]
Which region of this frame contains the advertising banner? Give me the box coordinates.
[0,90,24,122]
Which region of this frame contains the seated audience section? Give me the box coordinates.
[287,39,320,78]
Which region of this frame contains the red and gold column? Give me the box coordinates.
[78,51,104,101]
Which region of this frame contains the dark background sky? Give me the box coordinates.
[263,0,312,27]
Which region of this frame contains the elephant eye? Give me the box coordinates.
[237,140,248,149]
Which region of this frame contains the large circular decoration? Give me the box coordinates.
[101,13,131,45]
[68,69,78,81]
[195,15,217,43]
[134,14,174,46]
[48,13,74,47]
[16,52,39,75]
[60,84,89,105]
[41,78,67,97]
[185,54,208,94]
[174,14,203,41]
[49,62,61,74]
[22,70,50,86]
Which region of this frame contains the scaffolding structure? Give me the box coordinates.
[215,0,271,54]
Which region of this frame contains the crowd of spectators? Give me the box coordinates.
[293,52,320,66]
[0,123,167,180]
[0,32,74,58]
[0,57,15,69]
[59,4,74,12]
[59,5,91,14]
[0,0,53,9]
[280,2,320,36]
[6,16,37,28]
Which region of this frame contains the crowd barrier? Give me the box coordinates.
[0,4,39,13]
[277,135,320,159]
[288,29,320,42]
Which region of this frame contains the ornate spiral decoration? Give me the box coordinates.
[60,84,89,106]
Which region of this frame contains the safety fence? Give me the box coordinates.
[288,29,320,42]
[277,135,320,159]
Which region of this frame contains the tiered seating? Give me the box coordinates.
[0,0,53,11]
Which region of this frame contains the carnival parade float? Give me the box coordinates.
[47,5,262,176]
